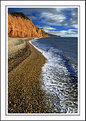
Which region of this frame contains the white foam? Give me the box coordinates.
[29,38,78,113]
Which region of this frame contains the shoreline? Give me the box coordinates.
[8,37,48,113]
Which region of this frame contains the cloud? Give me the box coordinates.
[71,24,78,28]
[38,8,78,29]
[49,30,67,36]
[69,8,78,28]
[40,10,66,25]
[49,29,78,37]
[67,29,77,34]
[9,8,78,28]
[8,8,78,37]
[56,8,78,29]
[65,34,78,37]
[43,26,56,30]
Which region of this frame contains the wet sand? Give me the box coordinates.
[8,38,47,113]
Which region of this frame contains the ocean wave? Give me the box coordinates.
[29,38,78,113]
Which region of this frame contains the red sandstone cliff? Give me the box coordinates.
[8,12,49,38]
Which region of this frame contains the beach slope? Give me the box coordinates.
[8,38,47,113]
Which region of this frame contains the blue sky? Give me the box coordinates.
[8,8,78,37]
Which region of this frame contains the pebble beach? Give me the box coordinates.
[8,38,47,113]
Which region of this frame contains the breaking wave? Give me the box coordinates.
[29,38,78,113]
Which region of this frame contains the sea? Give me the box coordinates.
[29,37,78,114]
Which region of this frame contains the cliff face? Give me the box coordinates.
[39,28,49,37]
[8,13,46,38]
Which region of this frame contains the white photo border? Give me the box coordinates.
[1,1,85,120]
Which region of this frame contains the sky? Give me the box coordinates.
[8,8,78,37]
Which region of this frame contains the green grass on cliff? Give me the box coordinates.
[9,12,30,20]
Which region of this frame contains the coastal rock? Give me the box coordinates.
[39,28,49,37]
[8,12,49,38]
